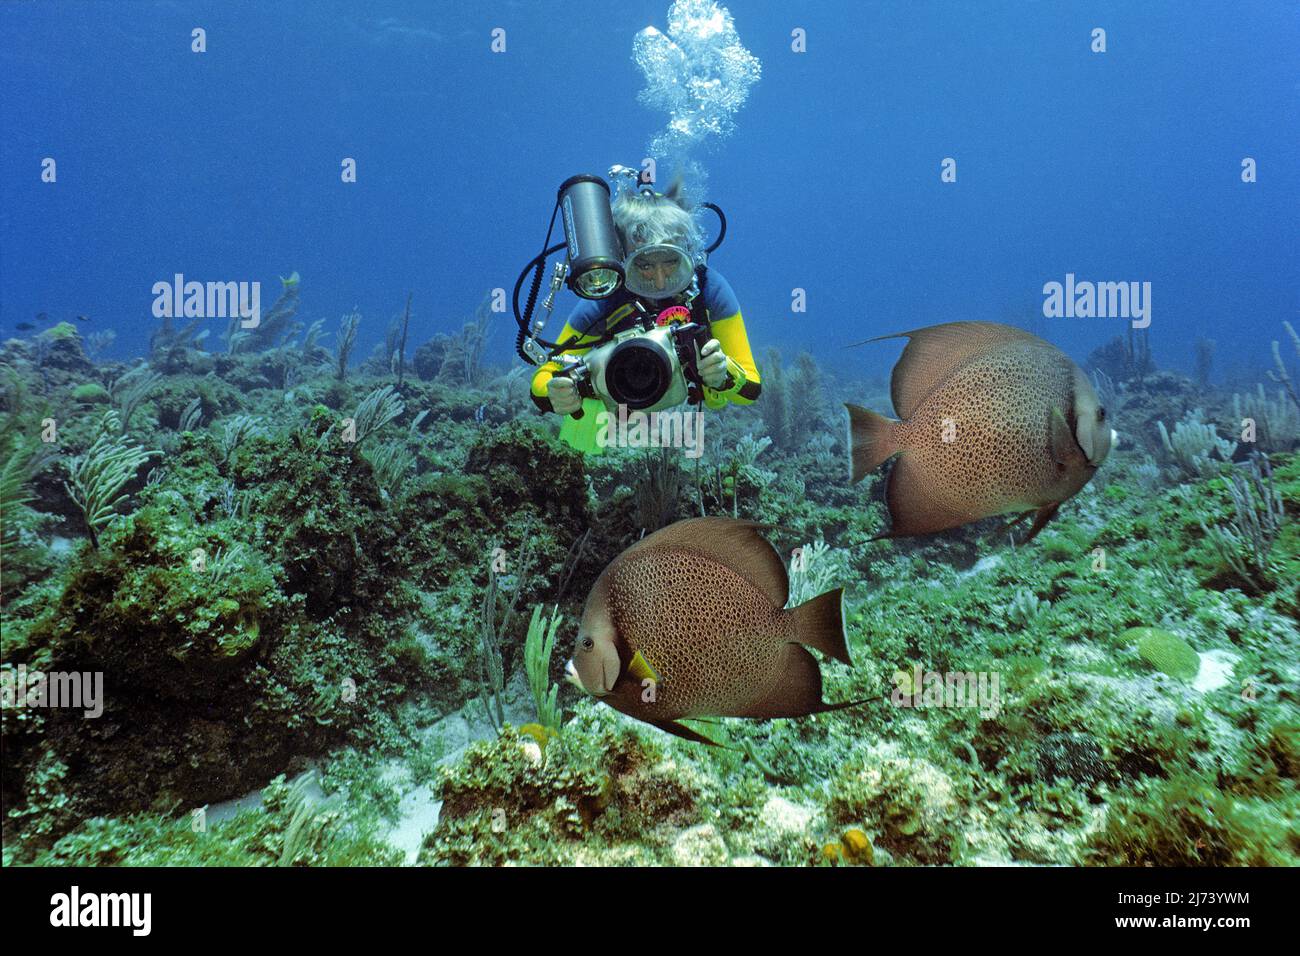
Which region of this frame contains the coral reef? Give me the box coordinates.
[2,296,1296,871]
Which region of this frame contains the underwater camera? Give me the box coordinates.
[555,316,714,415]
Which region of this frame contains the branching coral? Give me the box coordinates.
[217,415,268,464]
[759,350,825,450]
[149,314,205,362]
[1233,384,1299,452]
[275,771,343,866]
[334,308,360,381]
[84,329,116,360]
[414,293,495,385]
[299,318,331,367]
[1158,408,1236,478]
[1006,587,1050,628]
[351,384,404,444]
[477,532,537,733]
[442,293,492,385]
[225,275,300,353]
[362,440,415,496]
[395,293,413,384]
[1266,320,1300,412]
[787,537,849,607]
[1198,454,1285,589]
[1,440,57,550]
[108,365,162,432]
[62,411,160,548]
[635,446,682,531]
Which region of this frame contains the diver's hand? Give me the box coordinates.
[547,376,583,415]
[698,339,730,389]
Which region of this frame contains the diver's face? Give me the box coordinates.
[633,252,681,291]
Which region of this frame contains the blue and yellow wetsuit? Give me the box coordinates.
[529,266,762,420]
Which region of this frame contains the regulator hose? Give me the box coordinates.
[701,201,726,254]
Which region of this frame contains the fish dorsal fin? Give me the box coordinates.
[627,650,660,686]
[873,321,1046,419]
[625,517,788,607]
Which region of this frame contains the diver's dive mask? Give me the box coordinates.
[622,243,695,300]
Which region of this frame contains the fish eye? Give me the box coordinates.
[581,637,594,651]
[1097,407,1107,422]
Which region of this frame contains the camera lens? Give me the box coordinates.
[605,340,672,410]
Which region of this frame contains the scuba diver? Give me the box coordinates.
[513,168,760,451]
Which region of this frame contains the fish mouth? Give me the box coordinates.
[564,659,590,694]
[565,658,609,697]
[1088,429,1120,468]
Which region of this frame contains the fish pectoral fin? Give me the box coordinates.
[1023,503,1062,542]
[648,718,722,747]
[993,509,1037,537]
[627,650,660,687]
[1048,406,1075,468]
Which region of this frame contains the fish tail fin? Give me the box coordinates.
[844,403,900,483]
[787,587,852,665]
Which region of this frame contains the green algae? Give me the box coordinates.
[70,383,109,404]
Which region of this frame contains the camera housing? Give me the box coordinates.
[558,321,710,415]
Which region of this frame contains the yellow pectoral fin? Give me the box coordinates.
[627,650,660,686]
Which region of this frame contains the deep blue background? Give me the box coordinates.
[1,0,1296,382]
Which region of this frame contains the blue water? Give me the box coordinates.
[2,0,1296,380]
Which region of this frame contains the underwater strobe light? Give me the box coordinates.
[558,175,625,299]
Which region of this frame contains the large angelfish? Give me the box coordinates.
[846,321,1116,540]
[566,517,856,744]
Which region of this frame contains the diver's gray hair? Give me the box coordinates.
[612,179,704,261]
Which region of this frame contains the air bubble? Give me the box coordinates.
[633,0,762,162]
